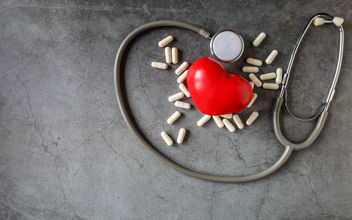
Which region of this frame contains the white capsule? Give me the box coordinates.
[167,111,181,125]
[177,70,188,83]
[260,72,277,80]
[265,50,279,64]
[172,47,179,64]
[247,93,257,108]
[175,61,189,75]
[249,82,254,90]
[175,101,191,109]
[151,62,168,70]
[246,57,263,66]
[161,131,173,146]
[158,35,174,47]
[179,83,190,97]
[276,68,283,84]
[177,128,186,144]
[333,17,344,27]
[242,66,259,73]
[232,114,244,129]
[263,83,279,90]
[246,111,259,126]
[249,73,262,87]
[223,119,236,132]
[253,32,266,47]
[213,116,224,128]
[314,17,325,26]
[220,114,232,119]
[165,47,172,64]
[197,115,211,127]
[168,92,184,102]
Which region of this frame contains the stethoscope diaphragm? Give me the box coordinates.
[210,30,244,63]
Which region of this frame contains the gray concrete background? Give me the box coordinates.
[1,0,352,219]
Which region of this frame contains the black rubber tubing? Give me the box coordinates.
[114,20,294,183]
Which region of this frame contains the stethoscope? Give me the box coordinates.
[114,13,344,183]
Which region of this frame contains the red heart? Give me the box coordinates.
[187,57,253,115]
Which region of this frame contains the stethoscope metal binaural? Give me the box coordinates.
[114,13,344,183]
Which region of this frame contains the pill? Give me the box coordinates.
[175,101,191,109]
[220,114,232,119]
[249,82,254,90]
[175,61,189,75]
[263,83,279,90]
[332,17,344,27]
[161,131,173,146]
[179,83,190,97]
[177,70,188,83]
[197,115,211,127]
[165,47,172,64]
[212,116,224,128]
[265,50,279,64]
[242,66,259,73]
[246,111,259,126]
[246,57,263,66]
[314,17,325,26]
[151,62,168,70]
[232,114,244,129]
[260,72,277,80]
[253,32,266,47]
[247,93,257,108]
[172,47,179,64]
[249,73,262,87]
[167,111,182,124]
[223,119,235,132]
[168,92,184,102]
[276,68,283,84]
[177,128,186,144]
[158,35,174,47]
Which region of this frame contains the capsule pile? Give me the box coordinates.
[151,32,282,146]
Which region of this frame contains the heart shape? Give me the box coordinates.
[187,57,253,115]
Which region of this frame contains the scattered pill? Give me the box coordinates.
[165,47,172,64]
[158,35,174,47]
[246,111,259,126]
[232,114,244,129]
[247,93,257,108]
[260,72,277,80]
[242,66,259,73]
[246,57,263,66]
[249,82,254,90]
[332,17,344,27]
[213,116,224,128]
[263,83,279,90]
[167,111,182,124]
[151,62,168,70]
[249,73,262,87]
[223,119,236,132]
[253,32,266,47]
[220,114,232,119]
[276,68,283,84]
[265,50,279,64]
[197,115,211,127]
[314,17,325,26]
[168,92,184,102]
[177,70,188,83]
[175,61,189,75]
[177,128,186,144]
[175,101,191,109]
[179,83,190,97]
[161,131,173,146]
[172,47,179,64]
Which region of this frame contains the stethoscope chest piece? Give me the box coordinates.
[210,30,244,63]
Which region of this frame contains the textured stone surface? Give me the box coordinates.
[1,0,352,219]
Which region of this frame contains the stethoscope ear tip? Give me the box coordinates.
[314,16,344,27]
